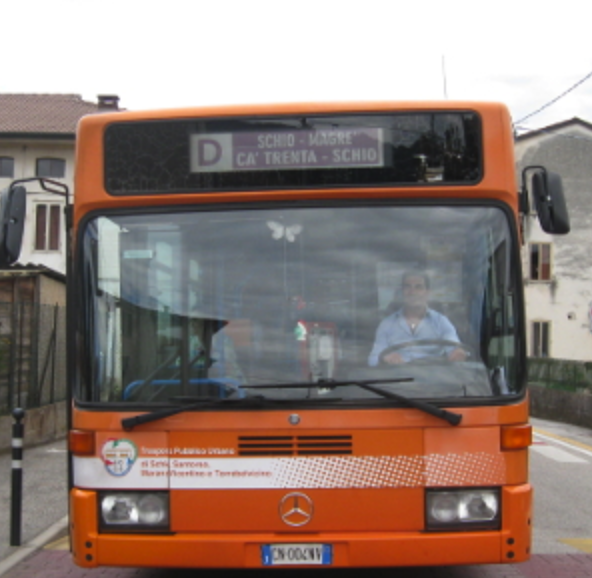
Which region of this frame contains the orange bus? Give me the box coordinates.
[0,101,569,569]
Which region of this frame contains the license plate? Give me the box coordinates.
[261,543,332,566]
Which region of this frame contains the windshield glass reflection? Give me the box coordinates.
[80,205,520,404]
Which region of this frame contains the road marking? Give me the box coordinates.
[531,444,587,463]
[533,428,592,459]
[559,538,592,553]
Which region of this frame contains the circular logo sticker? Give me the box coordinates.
[101,438,138,477]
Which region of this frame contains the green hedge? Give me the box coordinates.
[528,358,592,392]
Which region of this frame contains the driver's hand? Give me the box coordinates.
[383,351,405,365]
[447,348,467,362]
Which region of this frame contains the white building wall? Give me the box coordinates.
[515,122,592,361]
[524,277,592,360]
[0,138,74,275]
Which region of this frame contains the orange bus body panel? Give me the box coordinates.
[71,401,531,567]
[69,101,530,568]
[73,101,518,235]
[71,486,530,567]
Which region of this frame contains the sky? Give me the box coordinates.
[4,0,592,134]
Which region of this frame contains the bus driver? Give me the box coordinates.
[368,271,467,366]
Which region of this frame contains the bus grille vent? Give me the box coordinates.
[237,435,353,456]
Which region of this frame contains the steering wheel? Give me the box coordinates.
[379,339,473,366]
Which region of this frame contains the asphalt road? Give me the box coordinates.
[530,417,592,556]
[1,416,591,577]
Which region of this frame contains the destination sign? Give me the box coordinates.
[189,128,384,173]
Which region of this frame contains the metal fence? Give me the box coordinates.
[0,301,67,415]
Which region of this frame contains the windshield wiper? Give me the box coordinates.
[346,379,462,426]
[122,377,462,430]
[247,378,462,426]
[121,395,343,431]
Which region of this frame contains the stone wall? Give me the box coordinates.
[529,384,592,429]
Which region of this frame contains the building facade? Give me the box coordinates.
[0,94,119,274]
[515,118,592,361]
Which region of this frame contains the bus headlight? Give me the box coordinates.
[426,488,500,530]
[99,492,169,531]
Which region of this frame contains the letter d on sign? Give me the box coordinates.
[190,133,232,173]
[198,139,222,167]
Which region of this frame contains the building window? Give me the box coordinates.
[532,321,550,357]
[529,243,551,281]
[36,158,65,178]
[0,157,14,178]
[34,204,61,251]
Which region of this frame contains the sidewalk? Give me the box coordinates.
[0,438,68,571]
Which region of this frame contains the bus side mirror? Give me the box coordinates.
[531,170,570,235]
[0,185,27,267]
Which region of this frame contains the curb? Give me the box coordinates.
[0,516,68,577]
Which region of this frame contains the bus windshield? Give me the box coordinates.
[80,204,521,405]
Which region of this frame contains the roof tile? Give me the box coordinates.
[0,94,101,134]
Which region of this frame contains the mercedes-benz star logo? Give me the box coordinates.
[279,492,314,527]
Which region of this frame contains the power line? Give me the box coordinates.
[514,68,592,125]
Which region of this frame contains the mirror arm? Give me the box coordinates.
[520,165,547,218]
[9,177,70,206]
[518,188,530,215]
[521,165,547,195]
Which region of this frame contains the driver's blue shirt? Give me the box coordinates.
[368,308,461,367]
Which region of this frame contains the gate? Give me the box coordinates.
[0,301,67,415]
